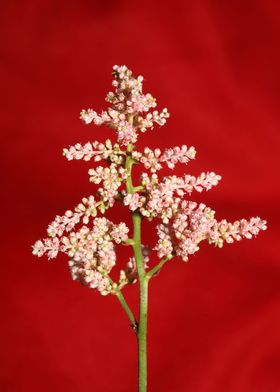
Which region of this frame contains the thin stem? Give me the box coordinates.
[146,255,174,280]
[125,130,148,391]
[132,212,148,392]
[133,185,144,192]
[114,286,138,332]
[125,155,134,194]
[138,276,148,392]
[123,238,135,246]
[104,275,137,331]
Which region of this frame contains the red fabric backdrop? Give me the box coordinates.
[1,1,280,391]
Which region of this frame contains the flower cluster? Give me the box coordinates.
[46,196,99,238]
[132,145,196,172]
[33,65,267,297]
[33,217,129,295]
[63,139,125,165]
[155,202,267,261]
[80,65,170,145]
[88,163,127,207]
[122,171,222,223]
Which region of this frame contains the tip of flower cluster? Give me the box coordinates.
[79,65,170,145]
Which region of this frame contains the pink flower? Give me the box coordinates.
[88,164,127,206]
[47,196,98,238]
[132,145,196,172]
[80,109,110,125]
[160,145,196,169]
[32,238,60,259]
[127,93,157,113]
[111,222,129,243]
[117,122,138,145]
[123,193,145,211]
[63,140,125,164]
[154,225,174,259]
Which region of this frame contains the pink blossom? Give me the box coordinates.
[47,196,98,238]
[133,147,162,172]
[116,122,138,145]
[137,108,170,132]
[154,202,267,262]
[33,216,130,294]
[132,145,196,172]
[127,93,157,113]
[63,139,125,164]
[123,193,145,211]
[32,237,60,259]
[88,164,127,206]
[80,65,169,145]
[69,263,112,296]
[80,109,110,125]
[111,222,129,243]
[210,217,267,247]
[134,172,221,223]
[160,145,196,169]
[154,225,173,259]
[32,240,45,257]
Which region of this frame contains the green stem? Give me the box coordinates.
[146,255,174,280]
[138,275,148,392]
[133,185,144,192]
[132,212,148,392]
[114,286,137,332]
[104,275,137,331]
[125,132,148,392]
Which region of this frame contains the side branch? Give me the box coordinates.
[146,255,174,280]
[114,286,138,332]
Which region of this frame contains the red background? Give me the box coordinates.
[1,1,280,391]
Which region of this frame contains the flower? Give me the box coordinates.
[88,163,127,207]
[123,193,145,211]
[111,222,129,243]
[32,238,60,259]
[80,109,110,125]
[116,121,138,145]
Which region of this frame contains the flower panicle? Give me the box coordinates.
[79,65,170,145]
[32,65,267,296]
[154,203,267,261]
[33,218,130,295]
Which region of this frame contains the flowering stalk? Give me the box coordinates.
[125,111,148,390]
[32,65,267,391]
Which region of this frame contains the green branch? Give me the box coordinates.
[114,286,138,332]
[146,255,174,280]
